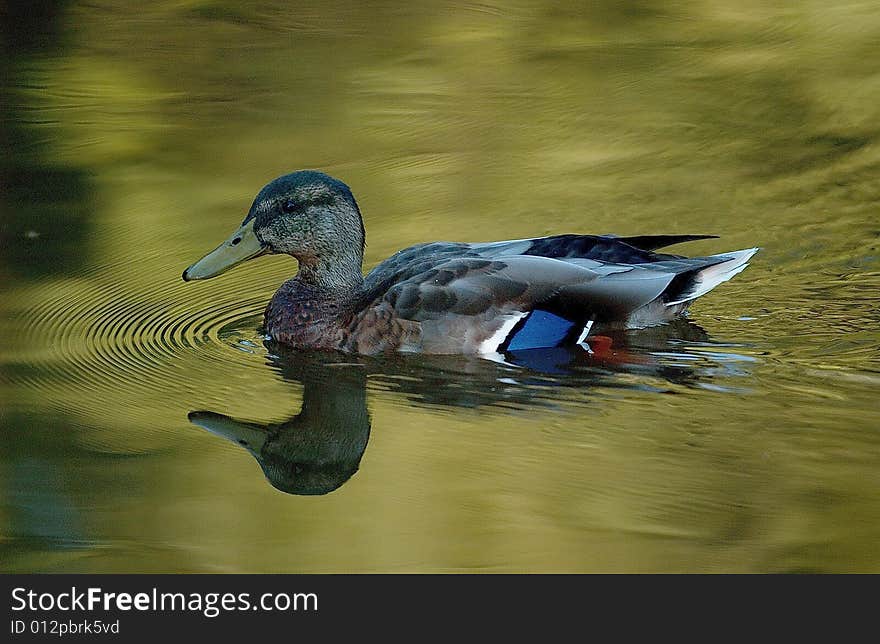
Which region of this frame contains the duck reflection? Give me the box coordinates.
[189,353,370,496]
[189,319,742,495]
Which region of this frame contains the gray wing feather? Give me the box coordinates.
[384,255,597,321]
[559,270,675,316]
[383,254,689,324]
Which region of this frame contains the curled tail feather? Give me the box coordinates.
[666,248,759,306]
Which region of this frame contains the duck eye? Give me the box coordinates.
[281,199,298,214]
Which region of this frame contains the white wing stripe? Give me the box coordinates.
[478,312,528,354]
[576,320,594,345]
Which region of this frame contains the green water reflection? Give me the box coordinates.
[1,0,879,572]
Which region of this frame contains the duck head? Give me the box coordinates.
[182,170,365,289]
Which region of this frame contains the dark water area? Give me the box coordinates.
[1,1,879,572]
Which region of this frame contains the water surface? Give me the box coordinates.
[1,0,879,572]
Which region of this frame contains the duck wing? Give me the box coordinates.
[356,236,755,354]
[362,233,714,294]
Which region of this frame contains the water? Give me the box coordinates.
[1,1,879,572]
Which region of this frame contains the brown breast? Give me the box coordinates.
[263,279,341,349]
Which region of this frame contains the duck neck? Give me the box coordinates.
[294,247,364,298]
[299,366,369,427]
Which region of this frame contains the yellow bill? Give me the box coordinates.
[182,219,267,281]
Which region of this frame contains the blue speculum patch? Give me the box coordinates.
[505,309,574,351]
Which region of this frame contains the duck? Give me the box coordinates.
[183,170,758,355]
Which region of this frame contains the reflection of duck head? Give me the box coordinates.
[189,355,369,496]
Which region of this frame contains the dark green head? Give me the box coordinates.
[183,170,365,287]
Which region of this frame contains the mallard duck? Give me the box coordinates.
[183,170,757,355]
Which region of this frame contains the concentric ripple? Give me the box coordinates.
[4,272,276,411]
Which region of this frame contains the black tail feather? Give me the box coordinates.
[613,234,718,252]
